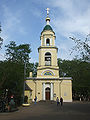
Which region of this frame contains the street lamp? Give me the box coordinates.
[23,62,26,104]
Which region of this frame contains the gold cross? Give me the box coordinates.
[46,8,50,16]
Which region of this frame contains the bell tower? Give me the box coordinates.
[37,8,59,78]
[25,8,72,102]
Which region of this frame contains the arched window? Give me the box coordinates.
[46,38,50,46]
[45,52,51,56]
[45,52,51,66]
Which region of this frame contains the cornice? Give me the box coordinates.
[37,66,59,70]
[26,77,72,80]
[38,46,58,52]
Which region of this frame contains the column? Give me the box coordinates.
[45,38,46,46]
[50,83,53,100]
[50,38,52,46]
[42,83,45,100]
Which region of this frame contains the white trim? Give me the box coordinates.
[63,81,72,83]
[50,83,53,100]
[50,38,52,45]
[41,49,56,51]
[45,38,46,46]
[45,84,50,89]
[63,100,72,102]
[60,77,72,80]
[43,36,45,46]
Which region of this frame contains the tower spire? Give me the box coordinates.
[46,8,50,25]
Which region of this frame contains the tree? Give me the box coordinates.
[5,41,31,64]
[33,62,38,77]
[69,34,90,62]
[57,58,90,99]
[0,23,3,49]
[0,41,32,105]
[26,62,38,77]
[0,60,24,104]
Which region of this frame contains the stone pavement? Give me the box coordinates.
[0,101,90,120]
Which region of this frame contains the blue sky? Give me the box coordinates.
[0,0,90,62]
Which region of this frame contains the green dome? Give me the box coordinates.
[43,25,53,31]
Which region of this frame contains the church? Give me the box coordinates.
[25,9,72,103]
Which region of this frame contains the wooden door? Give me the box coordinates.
[45,87,50,100]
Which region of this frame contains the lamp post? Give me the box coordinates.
[23,62,26,104]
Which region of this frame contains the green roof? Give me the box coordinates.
[43,25,53,31]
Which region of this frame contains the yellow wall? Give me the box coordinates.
[24,20,72,103]
[40,30,56,47]
[53,81,60,101]
[25,79,72,102]
[37,67,59,78]
[38,48,58,67]
[36,81,43,101]
[25,80,35,101]
[61,80,72,102]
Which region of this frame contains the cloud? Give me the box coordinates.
[47,0,90,36]
[0,0,90,61]
[29,7,42,18]
[1,5,27,42]
[2,5,21,30]
[0,4,27,60]
[42,0,90,59]
[0,52,6,61]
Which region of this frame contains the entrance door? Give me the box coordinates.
[45,87,50,100]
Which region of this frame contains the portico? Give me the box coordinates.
[42,82,53,100]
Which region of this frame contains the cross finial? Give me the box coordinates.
[46,8,50,16]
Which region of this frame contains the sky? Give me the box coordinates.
[0,0,90,62]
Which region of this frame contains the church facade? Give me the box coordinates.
[25,9,72,103]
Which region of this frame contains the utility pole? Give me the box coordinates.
[23,62,26,104]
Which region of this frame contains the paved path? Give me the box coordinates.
[0,101,90,120]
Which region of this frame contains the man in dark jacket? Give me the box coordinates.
[60,97,63,106]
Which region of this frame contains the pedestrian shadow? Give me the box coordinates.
[56,104,64,113]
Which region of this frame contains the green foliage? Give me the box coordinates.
[5,41,31,63]
[58,58,90,96]
[69,34,90,97]
[32,62,38,77]
[0,61,24,96]
[0,41,32,105]
[24,62,38,78]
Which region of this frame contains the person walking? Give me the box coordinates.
[34,96,37,104]
[60,97,63,106]
[56,97,59,106]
